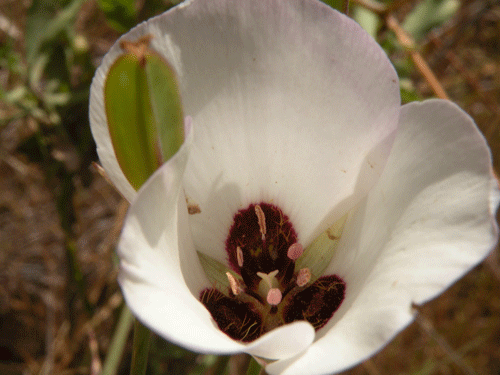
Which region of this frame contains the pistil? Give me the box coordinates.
[266,288,282,305]
[257,269,281,304]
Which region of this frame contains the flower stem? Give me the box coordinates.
[211,355,230,375]
[130,319,152,375]
[101,304,134,375]
[246,357,265,375]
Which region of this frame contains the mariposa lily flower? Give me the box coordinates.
[89,0,499,374]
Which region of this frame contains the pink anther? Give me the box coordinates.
[226,272,242,296]
[254,204,266,240]
[296,268,311,287]
[236,246,244,267]
[266,288,282,305]
[287,243,304,260]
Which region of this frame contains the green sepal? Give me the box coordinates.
[104,36,184,190]
[145,53,184,164]
[197,251,242,296]
[296,213,348,282]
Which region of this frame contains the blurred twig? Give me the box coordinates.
[343,0,350,16]
[92,162,125,200]
[386,14,450,100]
[204,356,230,375]
[384,0,413,14]
[485,248,500,283]
[229,354,252,375]
[38,292,57,375]
[88,329,102,375]
[0,12,21,39]
[429,35,500,122]
[362,359,381,375]
[0,154,30,176]
[352,0,413,15]
[352,0,385,13]
[59,292,123,368]
[88,197,128,304]
[412,304,479,375]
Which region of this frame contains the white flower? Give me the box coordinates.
[89,0,499,374]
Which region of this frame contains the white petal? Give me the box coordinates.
[90,0,400,261]
[245,321,315,360]
[118,132,243,353]
[177,0,401,261]
[266,99,499,375]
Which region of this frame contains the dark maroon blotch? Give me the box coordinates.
[283,275,346,330]
[200,288,262,342]
[225,203,297,288]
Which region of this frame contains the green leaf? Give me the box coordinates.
[130,320,152,375]
[245,357,263,375]
[402,0,459,41]
[26,0,85,64]
[296,214,348,282]
[98,0,137,32]
[321,0,347,12]
[25,0,56,64]
[400,78,422,104]
[3,85,28,103]
[353,5,379,38]
[101,305,135,375]
[104,36,184,190]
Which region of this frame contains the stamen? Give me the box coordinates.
[237,246,244,267]
[256,270,279,289]
[226,272,243,296]
[266,288,282,305]
[254,204,266,240]
[296,268,311,287]
[287,243,304,260]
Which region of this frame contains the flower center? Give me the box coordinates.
[200,202,346,342]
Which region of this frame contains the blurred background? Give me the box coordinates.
[0,0,499,374]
